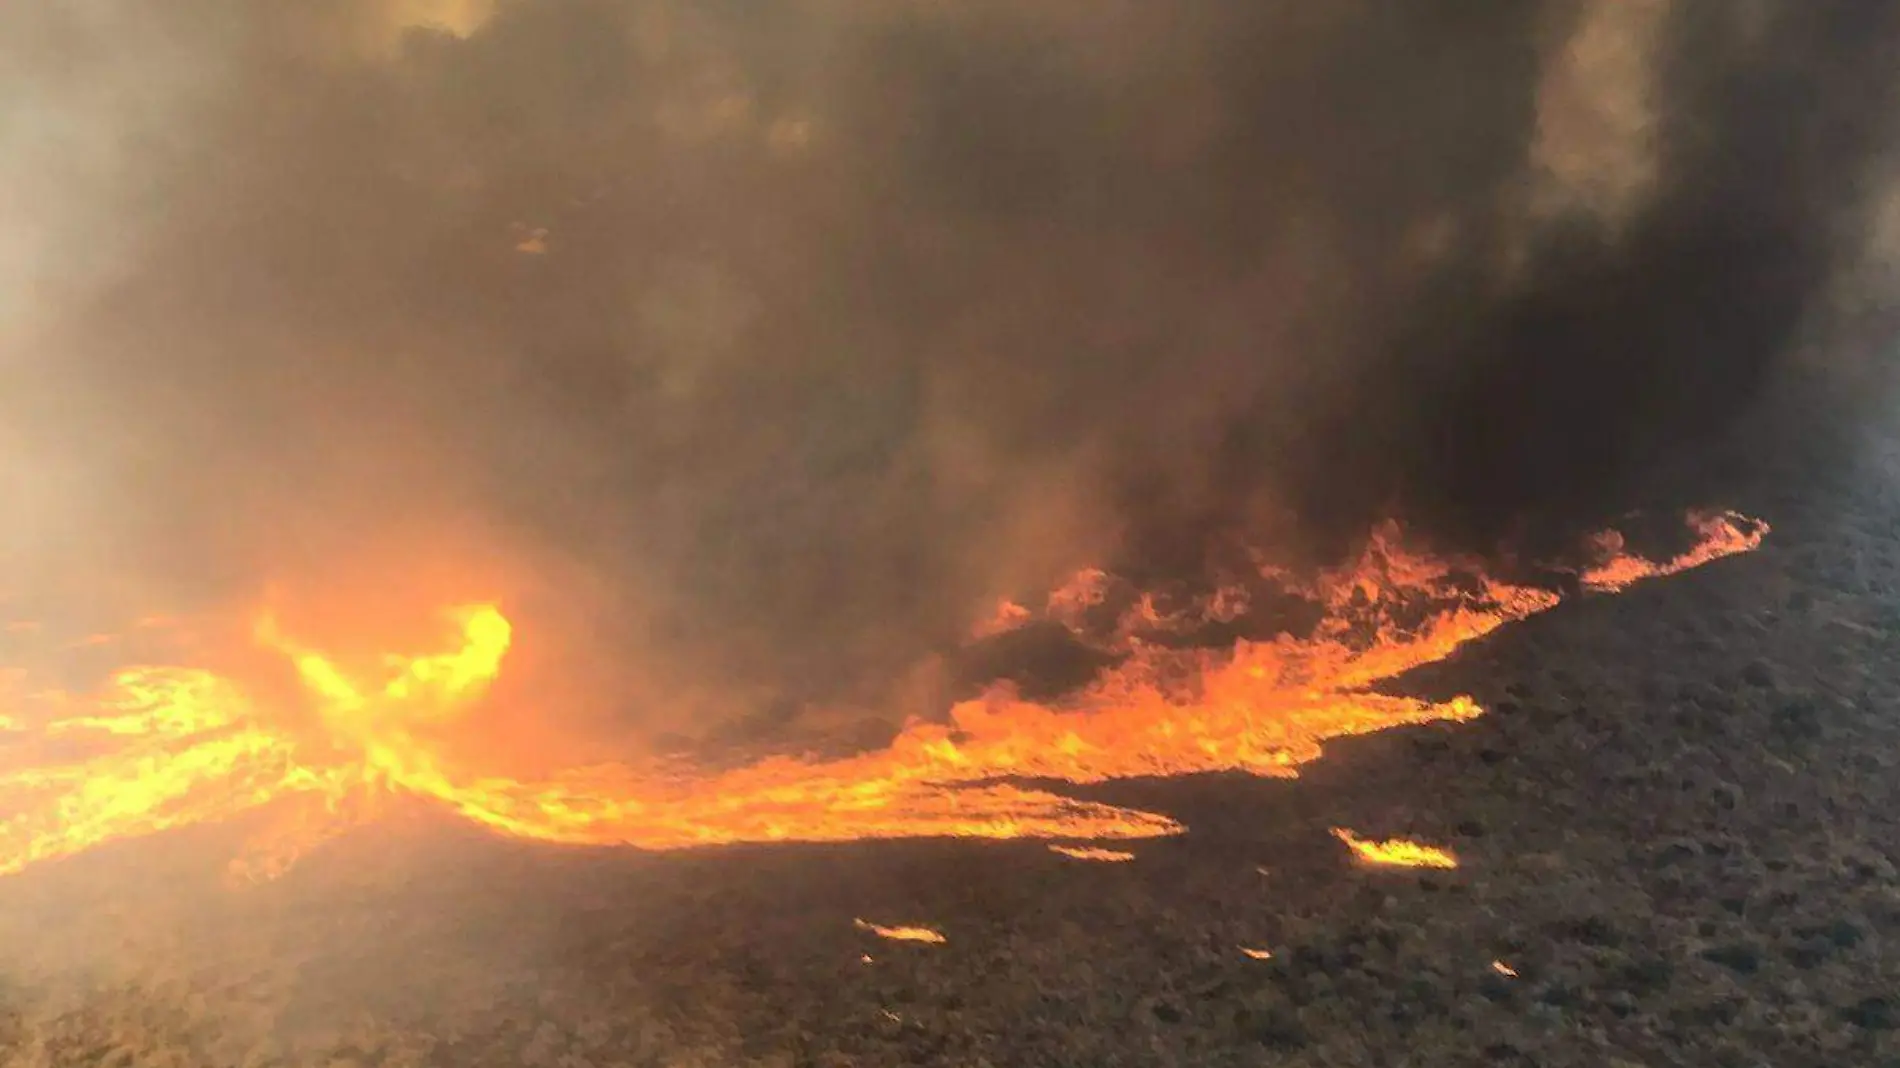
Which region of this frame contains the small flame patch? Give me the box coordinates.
[854,919,947,945]
[1331,828,1459,869]
[1048,844,1136,862]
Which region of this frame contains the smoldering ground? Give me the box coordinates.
[1,0,1897,747]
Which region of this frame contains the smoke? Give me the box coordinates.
[2,1,1896,744]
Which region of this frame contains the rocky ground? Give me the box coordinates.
[7,415,1900,1067]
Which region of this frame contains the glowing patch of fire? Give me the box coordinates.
[1331,828,1460,869]
[854,919,947,945]
[1048,845,1136,863]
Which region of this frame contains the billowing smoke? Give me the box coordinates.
[1,1,1895,747]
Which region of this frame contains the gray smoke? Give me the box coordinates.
[2,1,1895,745]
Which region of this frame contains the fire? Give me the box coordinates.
[0,512,1765,880]
[1048,844,1137,863]
[1239,946,1274,960]
[1331,828,1460,869]
[854,919,947,945]
[1579,509,1767,591]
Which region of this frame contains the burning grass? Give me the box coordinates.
[0,512,1766,882]
[854,919,948,945]
[1048,844,1137,862]
[1330,828,1461,869]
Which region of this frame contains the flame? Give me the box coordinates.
[1239,946,1275,960]
[854,919,947,944]
[1491,960,1518,978]
[0,607,513,879]
[0,512,1764,880]
[1048,844,1136,863]
[1331,827,1459,869]
[1579,510,1766,591]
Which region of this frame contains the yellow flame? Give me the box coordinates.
[1331,828,1459,869]
[853,919,946,945]
[0,607,510,878]
[1048,844,1136,862]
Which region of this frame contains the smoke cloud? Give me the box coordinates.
[2,1,1896,746]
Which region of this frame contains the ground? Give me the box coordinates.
[5,419,1900,1067]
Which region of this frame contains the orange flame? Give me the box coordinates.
[1579,510,1767,591]
[0,512,1764,880]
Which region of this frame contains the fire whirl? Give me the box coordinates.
[0,512,1767,881]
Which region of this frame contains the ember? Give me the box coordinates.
[0,513,1763,880]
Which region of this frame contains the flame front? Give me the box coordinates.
[0,512,1767,880]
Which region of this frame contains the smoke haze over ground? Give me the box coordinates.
[2,0,1897,745]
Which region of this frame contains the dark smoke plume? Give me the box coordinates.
[1,1,1896,744]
